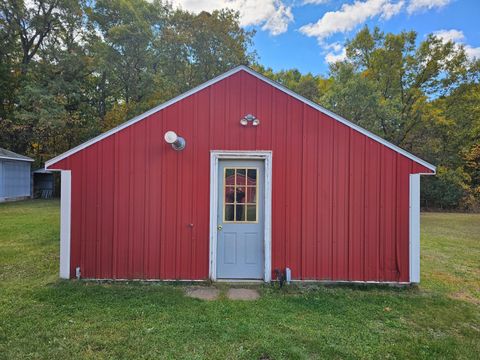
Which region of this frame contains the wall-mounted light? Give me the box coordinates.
[164,131,186,151]
[240,114,260,127]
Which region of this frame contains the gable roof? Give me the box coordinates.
[0,147,34,162]
[46,65,436,172]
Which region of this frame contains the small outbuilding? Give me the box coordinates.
[46,66,435,283]
[0,147,33,202]
[32,169,55,199]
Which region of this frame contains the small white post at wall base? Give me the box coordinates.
[60,171,71,279]
[409,174,421,283]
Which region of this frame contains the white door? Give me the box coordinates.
[216,160,264,279]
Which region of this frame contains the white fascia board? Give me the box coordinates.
[45,66,246,169]
[0,156,34,162]
[45,65,436,172]
[239,67,436,172]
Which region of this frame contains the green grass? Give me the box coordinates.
[0,200,479,359]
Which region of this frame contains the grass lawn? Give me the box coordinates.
[0,200,479,359]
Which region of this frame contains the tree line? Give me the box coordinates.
[1,1,479,210]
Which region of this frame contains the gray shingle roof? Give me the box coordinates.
[0,147,34,162]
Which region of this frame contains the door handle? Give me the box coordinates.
[217,225,223,231]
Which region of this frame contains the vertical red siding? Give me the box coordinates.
[271,89,288,275]
[349,132,365,281]
[116,129,130,279]
[332,124,349,280]
[50,70,432,281]
[364,139,381,281]
[301,105,318,279]
[286,97,303,278]
[317,114,334,280]
[99,137,114,278]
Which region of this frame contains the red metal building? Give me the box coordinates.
[46,66,435,283]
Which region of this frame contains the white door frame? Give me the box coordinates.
[209,151,272,282]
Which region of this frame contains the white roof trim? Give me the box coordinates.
[0,155,34,162]
[45,65,436,172]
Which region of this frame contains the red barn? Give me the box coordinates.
[46,66,435,284]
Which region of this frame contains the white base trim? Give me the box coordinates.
[289,280,412,285]
[216,279,265,284]
[77,279,206,282]
[60,171,72,279]
[0,196,31,202]
[76,278,413,285]
[409,174,420,283]
[209,151,273,283]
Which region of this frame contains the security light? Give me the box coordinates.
[240,114,260,126]
[164,131,186,151]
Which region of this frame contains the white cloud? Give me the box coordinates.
[299,0,404,42]
[324,42,347,63]
[432,29,464,43]
[325,42,344,53]
[464,46,480,60]
[406,0,451,14]
[325,49,347,63]
[302,0,329,4]
[381,0,404,19]
[169,0,294,35]
[261,3,294,35]
[433,29,480,60]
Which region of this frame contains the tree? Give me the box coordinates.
[151,8,255,102]
[321,27,476,150]
[1,0,61,75]
[254,65,329,102]
[1,4,478,210]
[0,0,255,159]
[319,27,479,209]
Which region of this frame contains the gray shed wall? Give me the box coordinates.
[0,159,31,201]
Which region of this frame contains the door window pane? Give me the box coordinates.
[224,167,258,223]
[225,186,235,203]
[246,205,256,222]
[225,205,234,221]
[236,187,246,203]
[236,169,246,185]
[246,187,256,203]
[235,205,245,221]
[247,169,257,186]
[225,169,235,185]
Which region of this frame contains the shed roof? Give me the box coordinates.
[33,168,54,174]
[45,65,436,172]
[0,147,34,162]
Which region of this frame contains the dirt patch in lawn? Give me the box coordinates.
[449,291,480,305]
[185,287,220,300]
[226,288,260,300]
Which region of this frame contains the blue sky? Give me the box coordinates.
[172,0,480,75]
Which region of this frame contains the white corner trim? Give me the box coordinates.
[45,65,435,172]
[60,171,72,279]
[209,151,272,282]
[409,174,420,283]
